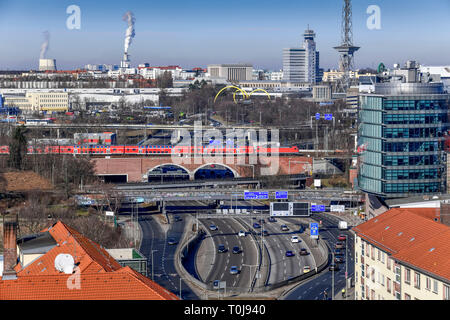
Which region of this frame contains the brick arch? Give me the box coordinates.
[192,163,239,179]
[147,163,191,175]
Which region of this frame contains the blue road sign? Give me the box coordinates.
[311,205,325,212]
[310,222,319,237]
[275,191,288,200]
[324,114,333,120]
[244,191,269,200]
[315,113,321,120]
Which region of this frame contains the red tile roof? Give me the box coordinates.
[353,208,450,282]
[3,221,180,300]
[1,266,179,300]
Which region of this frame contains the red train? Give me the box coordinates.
[0,145,300,155]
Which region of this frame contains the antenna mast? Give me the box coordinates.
[334,0,360,93]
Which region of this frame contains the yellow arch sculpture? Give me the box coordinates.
[214,85,249,104]
[248,88,271,100]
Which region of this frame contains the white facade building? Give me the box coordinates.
[353,208,450,300]
[207,64,253,82]
[283,29,320,83]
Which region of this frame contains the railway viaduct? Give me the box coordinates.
[93,155,313,182]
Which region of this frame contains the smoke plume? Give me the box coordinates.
[40,31,50,59]
[122,11,135,53]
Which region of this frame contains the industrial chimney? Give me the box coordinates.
[2,216,18,280]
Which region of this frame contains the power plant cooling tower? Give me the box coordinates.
[39,59,57,71]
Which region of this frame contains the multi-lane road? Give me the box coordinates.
[283,213,355,300]
[138,208,354,300]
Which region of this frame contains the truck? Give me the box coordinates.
[338,220,348,230]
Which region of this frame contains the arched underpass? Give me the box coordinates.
[193,164,236,180]
[147,164,190,182]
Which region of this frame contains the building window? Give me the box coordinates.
[361,264,365,278]
[361,285,365,299]
[426,277,431,291]
[404,293,411,300]
[377,249,380,261]
[381,252,385,264]
[414,273,421,290]
[395,266,401,283]
[371,246,375,260]
[366,244,370,257]
[387,258,392,270]
[444,285,450,300]
[361,242,365,256]
[387,278,392,293]
[405,268,411,285]
[366,264,370,279]
[395,291,401,300]
[433,280,439,294]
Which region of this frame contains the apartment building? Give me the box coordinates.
[353,207,450,300]
[4,91,69,113]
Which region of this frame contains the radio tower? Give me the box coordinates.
[334,0,360,93]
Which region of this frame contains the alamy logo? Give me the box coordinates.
[67,266,81,290]
[366,5,381,30]
[170,121,279,176]
[66,5,81,30]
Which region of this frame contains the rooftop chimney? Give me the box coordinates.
[440,201,450,227]
[2,216,18,280]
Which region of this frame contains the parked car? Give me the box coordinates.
[230,266,239,275]
[268,217,276,222]
[334,256,345,263]
[338,234,347,241]
[167,237,177,245]
[281,225,289,231]
[303,265,311,273]
[238,230,246,237]
[291,236,300,243]
[253,222,261,229]
[285,250,295,257]
[218,244,227,253]
[232,246,241,254]
[329,263,340,271]
[300,248,309,256]
[334,249,343,256]
[210,225,218,231]
[335,242,345,249]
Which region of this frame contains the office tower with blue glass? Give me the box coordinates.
[358,61,449,199]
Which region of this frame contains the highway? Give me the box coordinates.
[200,217,259,293]
[282,213,355,300]
[139,213,199,300]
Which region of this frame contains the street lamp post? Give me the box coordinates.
[151,250,158,281]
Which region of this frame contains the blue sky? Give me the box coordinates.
[0,0,449,70]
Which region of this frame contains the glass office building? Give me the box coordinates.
[358,79,449,199]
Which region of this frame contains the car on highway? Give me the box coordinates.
[210,224,218,231]
[291,235,300,243]
[262,229,269,236]
[238,230,246,237]
[253,222,261,229]
[285,250,295,257]
[334,249,343,256]
[258,218,265,224]
[335,242,345,249]
[268,217,276,222]
[329,263,340,271]
[338,234,347,241]
[232,246,241,254]
[299,248,309,256]
[230,266,239,275]
[334,256,345,263]
[168,237,177,245]
[218,245,227,253]
[303,265,311,273]
[281,225,289,231]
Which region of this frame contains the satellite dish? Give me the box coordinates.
[54,253,75,274]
